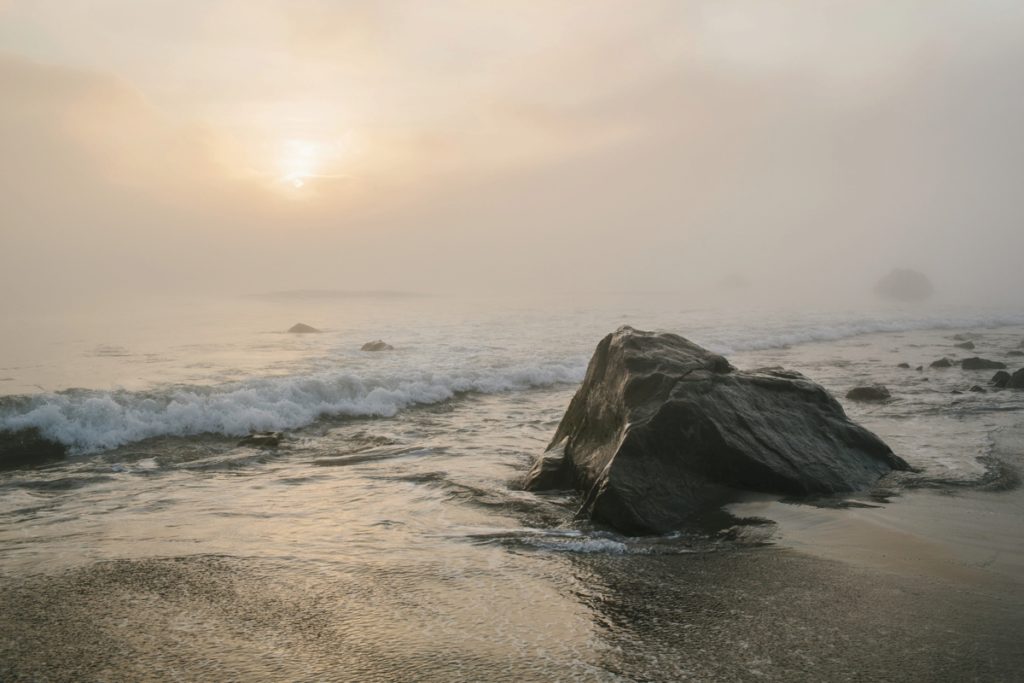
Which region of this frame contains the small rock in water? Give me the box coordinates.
[1010,368,1024,389]
[930,358,954,368]
[961,357,1006,370]
[954,341,976,350]
[991,371,1011,388]
[969,385,987,393]
[287,323,321,334]
[916,365,924,371]
[237,431,283,448]
[897,362,911,369]
[1007,350,1024,357]
[846,385,891,402]
[361,340,394,352]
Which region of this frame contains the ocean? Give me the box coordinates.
[2,292,1023,681]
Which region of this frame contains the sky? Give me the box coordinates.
[2,0,1024,307]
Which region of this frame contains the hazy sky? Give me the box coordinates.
[3,1,1023,306]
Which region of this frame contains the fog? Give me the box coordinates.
[3,1,1024,311]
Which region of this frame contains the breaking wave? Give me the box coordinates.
[0,361,585,453]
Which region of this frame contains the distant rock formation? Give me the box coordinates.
[237,432,283,448]
[874,269,934,302]
[930,358,954,368]
[846,385,891,402]
[961,357,1006,370]
[954,341,976,350]
[897,363,911,369]
[287,323,321,334]
[523,327,908,534]
[0,428,66,469]
[361,340,394,352]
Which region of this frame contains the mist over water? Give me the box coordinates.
[4,2,1024,679]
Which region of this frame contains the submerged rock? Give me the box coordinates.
[954,341,976,350]
[1008,350,1024,357]
[237,431,283,448]
[361,340,394,352]
[930,358,954,368]
[874,268,934,302]
[969,385,987,393]
[523,327,909,534]
[0,428,67,469]
[961,357,1006,370]
[846,385,891,402]
[287,323,321,334]
[897,363,911,369]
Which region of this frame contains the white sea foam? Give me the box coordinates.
[0,360,586,453]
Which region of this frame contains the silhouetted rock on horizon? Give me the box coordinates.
[954,341,976,350]
[523,327,909,534]
[237,432,283,448]
[361,340,394,352]
[874,268,934,302]
[287,323,321,334]
[930,358,954,368]
[962,357,1006,370]
[0,428,67,469]
[846,385,891,402]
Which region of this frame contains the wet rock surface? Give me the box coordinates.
[524,326,909,534]
[361,340,395,352]
[962,357,1007,370]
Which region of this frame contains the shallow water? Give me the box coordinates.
[2,295,1024,680]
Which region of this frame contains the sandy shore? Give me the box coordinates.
[1,545,1021,682]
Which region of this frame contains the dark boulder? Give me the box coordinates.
[874,268,934,302]
[1010,369,1024,389]
[523,327,909,534]
[0,428,67,469]
[237,431,283,448]
[846,385,891,402]
[1007,350,1024,357]
[954,341,975,350]
[916,366,924,371]
[930,358,954,368]
[361,340,394,352]
[992,371,1011,388]
[897,363,911,369]
[961,357,1006,370]
[287,323,321,334]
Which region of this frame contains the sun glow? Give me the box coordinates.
[279,138,320,189]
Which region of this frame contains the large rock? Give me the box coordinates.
[961,357,1006,370]
[287,323,321,334]
[524,327,909,534]
[992,371,1011,388]
[930,357,954,368]
[0,428,67,469]
[874,268,934,302]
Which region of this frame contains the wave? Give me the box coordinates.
[0,361,586,454]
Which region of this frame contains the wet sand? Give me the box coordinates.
[1,544,1021,682]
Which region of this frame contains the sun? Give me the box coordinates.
[278,138,320,189]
